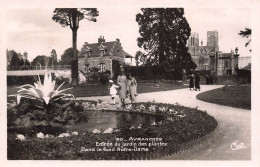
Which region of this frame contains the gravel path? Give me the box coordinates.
[77,85,251,160]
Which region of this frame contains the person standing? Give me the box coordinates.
[189,74,194,90]
[108,80,119,105]
[195,73,200,91]
[127,73,137,103]
[117,70,128,105]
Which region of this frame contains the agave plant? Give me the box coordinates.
[10,72,74,105]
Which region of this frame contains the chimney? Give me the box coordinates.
[116,38,120,43]
[98,35,105,45]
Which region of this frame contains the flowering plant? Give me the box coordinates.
[10,72,74,105]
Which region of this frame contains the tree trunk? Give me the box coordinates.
[71,29,78,85]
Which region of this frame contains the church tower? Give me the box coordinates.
[188,32,199,47]
[188,32,199,56]
[207,31,218,47]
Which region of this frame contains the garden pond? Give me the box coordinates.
[66,110,164,132]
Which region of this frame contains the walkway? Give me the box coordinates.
[77,85,251,160]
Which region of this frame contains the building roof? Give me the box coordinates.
[79,38,134,58]
[219,53,232,59]
[124,51,134,58]
[86,41,116,57]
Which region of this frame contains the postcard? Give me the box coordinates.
[1,0,260,167]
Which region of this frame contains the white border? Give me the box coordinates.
[1,0,260,167]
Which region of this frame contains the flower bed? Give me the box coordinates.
[8,102,218,160]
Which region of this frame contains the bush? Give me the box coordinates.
[8,102,218,160]
[99,71,110,85]
[7,76,37,85]
[236,69,251,83]
[7,99,89,128]
[125,65,183,80]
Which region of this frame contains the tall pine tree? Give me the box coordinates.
[52,8,99,85]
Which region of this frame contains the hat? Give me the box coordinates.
[109,80,113,83]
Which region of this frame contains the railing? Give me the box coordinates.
[7,65,71,71]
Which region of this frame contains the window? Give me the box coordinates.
[100,50,105,57]
[86,51,91,57]
[84,64,90,73]
[84,46,92,57]
[98,43,106,56]
[99,63,106,72]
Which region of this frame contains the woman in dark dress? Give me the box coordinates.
[189,74,194,90]
[195,73,200,91]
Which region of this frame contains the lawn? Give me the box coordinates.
[7,82,188,99]
[196,85,251,110]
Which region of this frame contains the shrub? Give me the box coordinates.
[7,99,89,128]
[99,71,110,85]
[7,102,218,160]
[125,65,183,80]
[236,69,251,83]
[7,76,37,85]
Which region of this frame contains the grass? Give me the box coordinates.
[7,82,188,99]
[196,85,251,110]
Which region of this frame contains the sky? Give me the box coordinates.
[5,7,251,66]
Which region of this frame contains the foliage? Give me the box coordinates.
[10,72,74,105]
[238,28,251,51]
[7,102,217,160]
[7,76,36,86]
[7,98,88,128]
[112,60,122,80]
[125,65,184,80]
[136,8,196,74]
[236,69,251,78]
[52,8,99,85]
[135,51,145,66]
[99,71,111,85]
[236,69,251,84]
[31,55,52,66]
[9,51,23,67]
[60,48,79,65]
[51,49,58,62]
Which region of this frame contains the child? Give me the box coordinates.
[109,80,119,105]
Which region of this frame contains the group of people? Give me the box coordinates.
[109,71,138,105]
[189,73,200,91]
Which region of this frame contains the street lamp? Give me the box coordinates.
[235,47,238,55]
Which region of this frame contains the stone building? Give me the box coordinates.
[187,31,239,76]
[78,36,133,78]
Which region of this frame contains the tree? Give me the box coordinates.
[9,51,22,67]
[31,55,51,67]
[60,48,79,65]
[135,51,144,66]
[239,28,251,52]
[52,8,99,85]
[51,49,58,66]
[19,59,31,67]
[136,8,196,74]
